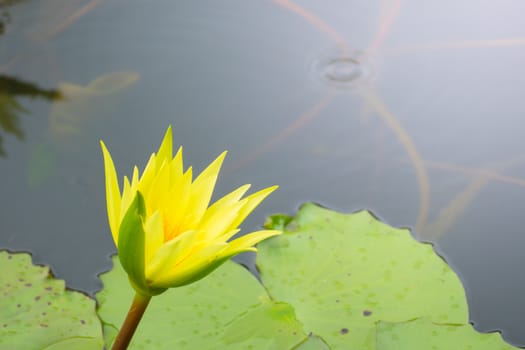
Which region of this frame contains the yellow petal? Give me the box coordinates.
[196,184,252,240]
[186,152,227,224]
[195,152,227,185]
[144,210,164,265]
[148,241,228,288]
[145,230,198,282]
[215,229,240,242]
[156,125,173,169]
[137,153,157,198]
[100,141,121,245]
[222,230,281,255]
[120,175,135,223]
[145,160,171,212]
[226,186,279,232]
[163,167,193,238]
[169,146,184,182]
[197,201,244,241]
[199,184,251,226]
[130,166,139,190]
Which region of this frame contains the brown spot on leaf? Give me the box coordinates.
[340,328,349,335]
[363,310,372,316]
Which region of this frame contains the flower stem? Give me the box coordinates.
[112,292,152,350]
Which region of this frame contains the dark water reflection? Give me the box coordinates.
[0,75,62,156]
[0,0,524,346]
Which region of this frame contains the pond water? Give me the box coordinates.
[1,0,525,346]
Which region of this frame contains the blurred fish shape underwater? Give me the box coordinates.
[49,71,139,141]
[27,71,139,188]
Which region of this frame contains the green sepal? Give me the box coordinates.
[129,277,166,296]
[164,255,233,289]
[118,191,150,296]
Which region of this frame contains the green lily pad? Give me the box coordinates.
[0,251,103,350]
[96,257,307,349]
[96,203,518,349]
[257,203,469,349]
[376,318,516,350]
[294,334,330,350]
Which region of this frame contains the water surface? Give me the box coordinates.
[1,0,524,346]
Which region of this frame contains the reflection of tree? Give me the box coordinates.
[0,0,26,35]
[0,75,62,156]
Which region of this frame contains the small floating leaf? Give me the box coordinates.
[87,71,139,95]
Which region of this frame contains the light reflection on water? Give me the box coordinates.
[0,0,525,346]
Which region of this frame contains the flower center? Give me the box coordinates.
[163,216,183,242]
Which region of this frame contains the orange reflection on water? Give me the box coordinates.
[367,0,404,52]
[263,0,525,240]
[272,0,349,48]
[383,37,525,55]
[34,0,104,42]
[265,0,431,234]
[230,92,337,172]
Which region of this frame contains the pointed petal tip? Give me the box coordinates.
[214,150,228,164]
[156,125,174,163]
[252,185,279,198]
[100,140,109,153]
[213,150,228,165]
[239,183,251,191]
[206,151,228,176]
[266,185,279,193]
[227,229,282,252]
[164,125,173,138]
[262,229,282,237]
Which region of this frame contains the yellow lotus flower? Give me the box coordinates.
[101,126,280,296]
